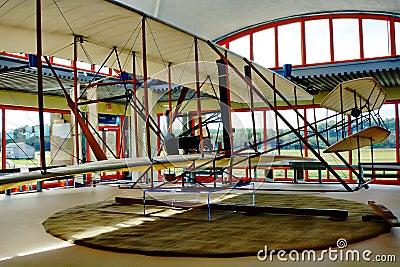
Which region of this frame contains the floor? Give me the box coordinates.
[0,183,399,267]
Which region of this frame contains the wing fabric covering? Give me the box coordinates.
[0,154,215,190]
[321,77,386,116]
[0,0,311,102]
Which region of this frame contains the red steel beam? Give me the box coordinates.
[274,26,279,68]
[329,18,335,62]
[301,18,306,65]
[44,56,107,161]
[358,18,364,59]
[390,19,396,56]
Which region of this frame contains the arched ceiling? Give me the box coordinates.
[116,0,400,40]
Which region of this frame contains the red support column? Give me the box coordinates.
[329,18,335,62]
[390,19,397,56]
[358,18,364,59]
[249,33,254,61]
[301,19,306,65]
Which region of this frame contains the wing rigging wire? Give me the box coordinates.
[76,40,142,132]
[176,41,194,85]
[48,42,74,57]
[65,44,121,159]
[78,46,116,99]
[119,21,142,70]
[145,18,167,71]
[51,0,75,35]
[0,0,11,10]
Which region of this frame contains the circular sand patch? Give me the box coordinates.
[43,193,390,257]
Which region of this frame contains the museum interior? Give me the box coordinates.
[0,0,399,266]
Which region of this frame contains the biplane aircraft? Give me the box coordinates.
[0,0,378,193]
[321,77,390,153]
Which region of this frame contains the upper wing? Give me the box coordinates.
[0,0,311,102]
[321,77,386,116]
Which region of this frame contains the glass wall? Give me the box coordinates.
[5,110,45,172]
[4,109,73,172]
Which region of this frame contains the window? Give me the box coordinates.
[332,19,360,61]
[94,65,111,74]
[363,19,390,58]
[278,22,302,66]
[52,57,72,66]
[229,35,250,59]
[220,14,400,67]
[77,61,92,70]
[305,19,331,64]
[253,28,275,68]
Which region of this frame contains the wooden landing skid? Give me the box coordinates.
[365,201,400,227]
[320,77,386,116]
[115,197,348,220]
[324,126,390,153]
